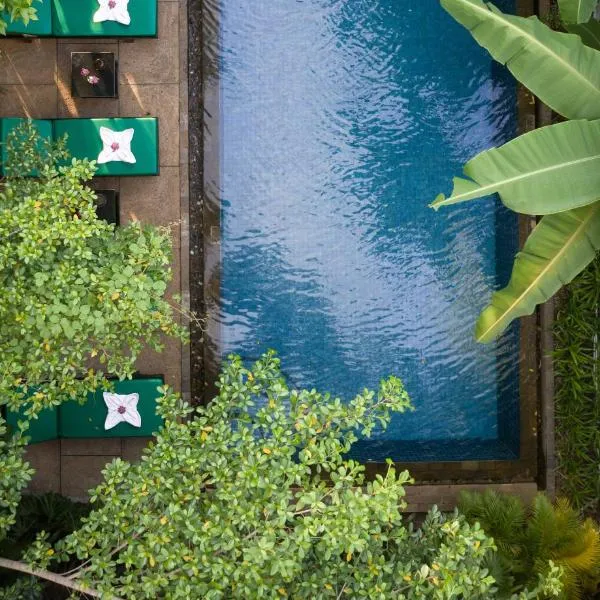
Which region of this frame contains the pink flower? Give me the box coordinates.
[110,142,120,152]
[87,75,100,85]
[108,0,116,7]
[80,67,90,77]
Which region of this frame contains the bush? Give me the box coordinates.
[0,122,185,541]
[459,490,600,599]
[1,352,505,599]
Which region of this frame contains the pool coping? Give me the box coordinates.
[188,0,548,487]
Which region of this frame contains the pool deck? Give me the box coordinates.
[0,0,191,498]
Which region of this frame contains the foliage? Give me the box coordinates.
[459,490,600,599]
[559,0,598,25]
[0,352,510,599]
[0,493,90,562]
[431,0,600,342]
[0,421,32,541]
[0,122,185,420]
[554,256,600,513]
[0,121,184,551]
[0,0,38,35]
[0,493,90,597]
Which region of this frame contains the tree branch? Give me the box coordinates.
[0,557,122,600]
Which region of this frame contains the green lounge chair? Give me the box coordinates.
[54,118,159,176]
[4,403,59,444]
[4,385,59,444]
[52,0,157,38]
[6,0,157,37]
[59,377,165,438]
[0,117,159,177]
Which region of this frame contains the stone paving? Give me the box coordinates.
[0,0,189,498]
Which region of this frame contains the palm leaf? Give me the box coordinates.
[559,0,599,24]
[440,0,600,120]
[475,202,600,343]
[431,119,600,214]
[568,19,600,50]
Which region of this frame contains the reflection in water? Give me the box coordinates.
[207,0,519,457]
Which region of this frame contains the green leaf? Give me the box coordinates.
[559,0,598,24]
[440,0,600,120]
[475,201,600,342]
[567,19,600,50]
[431,119,600,214]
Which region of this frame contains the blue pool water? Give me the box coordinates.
[210,0,520,461]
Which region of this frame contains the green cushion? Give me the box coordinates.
[59,378,164,438]
[3,3,53,36]
[5,386,59,444]
[0,118,53,176]
[5,407,58,443]
[53,118,159,176]
[52,0,157,37]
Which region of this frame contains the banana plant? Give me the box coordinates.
[432,0,600,342]
[559,0,598,25]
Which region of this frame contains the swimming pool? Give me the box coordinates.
[202,0,522,462]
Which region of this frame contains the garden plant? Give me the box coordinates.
[431,0,600,342]
[0,352,564,599]
[0,0,38,34]
[0,122,184,552]
[554,256,600,513]
[459,489,600,599]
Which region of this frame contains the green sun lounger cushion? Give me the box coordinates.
[52,0,157,37]
[4,386,59,444]
[54,118,159,176]
[0,118,53,176]
[59,377,164,438]
[4,2,53,36]
[5,406,59,443]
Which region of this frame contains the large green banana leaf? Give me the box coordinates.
[431,119,600,214]
[475,201,600,343]
[568,19,600,50]
[559,0,598,25]
[440,0,600,120]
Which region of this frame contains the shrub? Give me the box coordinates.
[0,0,38,35]
[0,122,184,545]
[459,489,600,599]
[0,352,505,599]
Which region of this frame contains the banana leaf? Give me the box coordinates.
[475,202,600,343]
[431,119,600,214]
[567,19,600,50]
[559,0,598,24]
[440,0,600,120]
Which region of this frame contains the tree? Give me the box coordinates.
[0,121,185,539]
[431,0,600,343]
[0,351,506,599]
[0,0,39,35]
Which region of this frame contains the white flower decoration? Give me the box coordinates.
[103,392,142,430]
[97,127,136,165]
[93,0,131,26]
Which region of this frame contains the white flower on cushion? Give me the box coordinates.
[93,0,131,26]
[103,392,142,430]
[97,127,136,165]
